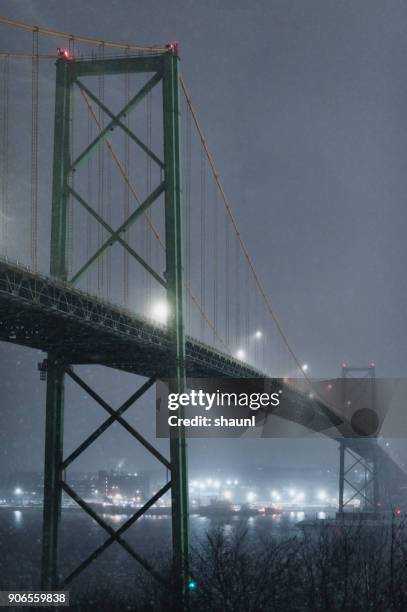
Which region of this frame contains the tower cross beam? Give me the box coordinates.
[72,72,164,170]
[68,181,166,285]
[68,186,166,287]
[62,371,170,469]
[60,480,170,586]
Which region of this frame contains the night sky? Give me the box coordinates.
[1,0,407,475]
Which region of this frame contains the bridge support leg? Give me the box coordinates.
[338,440,345,513]
[163,50,189,600]
[372,444,379,509]
[170,436,189,590]
[41,357,64,589]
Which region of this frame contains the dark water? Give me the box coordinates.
[0,507,327,598]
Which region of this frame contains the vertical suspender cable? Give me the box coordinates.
[213,182,218,347]
[261,303,272,373]
[30,30,39,271]
[225,208,230,347]
[253,277,259,367]
[68,45,75,279]
[185,103,191,334]
[0,57,9,255]
[146,88,152,311]
[123,59,130,306]
[245,262,249,355]
[200,146,206,341]
[235,237,240,348]
[97,44,105,295]
[86,109,93,293]
[106,140,112,300]
[68,37,76,279]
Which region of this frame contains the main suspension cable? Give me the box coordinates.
[179,73,306,378]
[0,15,167,53]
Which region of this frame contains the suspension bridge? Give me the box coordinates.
[0,15,405,598]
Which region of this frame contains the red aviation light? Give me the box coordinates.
[57,48,73,61]
[166,41,179,55]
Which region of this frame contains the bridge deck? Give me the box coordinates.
[0,260,338,431]
[0,259,406,496]
[0,260,262,379]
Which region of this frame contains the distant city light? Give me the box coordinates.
[14,487,22,496]
[150,300,169,324]
[247,491,256,503]
[296,491,305,502]
[302,364,309,372]
[236,349,246,360]
[271,490,281,501]
[317,490,327,501]
[254,330,263,339]
[289,488,296,497]
[223,490,232,500]
[233,480,239,486]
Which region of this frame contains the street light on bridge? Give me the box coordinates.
[236,349,246,360]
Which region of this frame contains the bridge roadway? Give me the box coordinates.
[0,258,405,504]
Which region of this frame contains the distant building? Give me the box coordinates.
[97,470,150,501]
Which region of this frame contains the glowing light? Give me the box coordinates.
[233,480,239,486]
[188,579,197,591]
[57,48,73,60]
[151,300,169,324]
[288,488,296,498]
[223,490,232,500]
[254,330,263,339]
[13,510,22,525]
[317,490,327,501]
[302,364,309,372]
[271,490,281,501]
[14,487,22,496]
[236,349,246,360]
[247,491,256,503]
[296,491,305,502]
